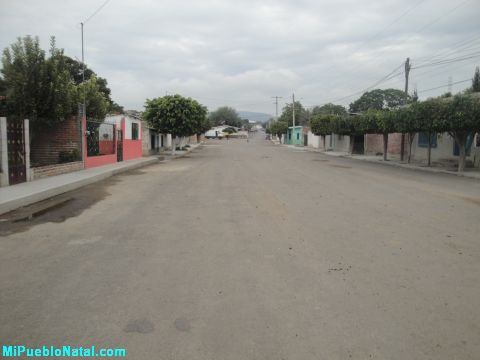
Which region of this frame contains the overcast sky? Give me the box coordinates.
[0,0,479,116]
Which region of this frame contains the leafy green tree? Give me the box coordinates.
[311,103,347,116]
[144,94,207,154]
[1,35,117,131]
[440,94,480,171]
[208,106,242,127]
[415,98,446,167]
[270,121,288,142]
[376,110,397,161]
[395,105,420,163]
[310,114,335,150]
[1,36,46,120]
[278,101,309,126]
[40,38,77,126]
[349,88,409,113]
[76,75,109,120]
[471,66,480,93]
[61,55,122,113]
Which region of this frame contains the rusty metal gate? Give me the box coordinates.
[7,119,26,185]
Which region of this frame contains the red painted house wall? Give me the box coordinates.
[121,117,143,161]
[123,140,143,160]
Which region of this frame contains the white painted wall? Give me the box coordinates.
[105,115,142,140]
[411,132,480,166]
[307,131,321,149]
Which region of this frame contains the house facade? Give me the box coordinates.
[287,126,305,145]
[105,114,143,161]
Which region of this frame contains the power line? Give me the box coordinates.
[318,0,427,77]
[325,62,405,104]
[83,0,111,24]
[417,78,471,93]
[322,0,473,94]
[412,51,480,69]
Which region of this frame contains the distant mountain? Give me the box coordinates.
[238,111,272,123]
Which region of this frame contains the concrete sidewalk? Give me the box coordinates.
[0,143,203,215]
[276,141,480,180]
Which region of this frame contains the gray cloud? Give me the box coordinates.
[1,0,479,114]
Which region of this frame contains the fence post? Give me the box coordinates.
[24,119,32,181]
[0,117,8,186]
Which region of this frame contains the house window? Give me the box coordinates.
[296,133,300,140]
[418,132,437,148]
[132,123,139,140]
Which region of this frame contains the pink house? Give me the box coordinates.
[82,115,143,169]
[105,115,143,161]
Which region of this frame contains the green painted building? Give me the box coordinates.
[287,126,303,145]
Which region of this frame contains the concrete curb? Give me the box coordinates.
[346,155,480,180]
[0,143,205,216]
[0,157,160,216]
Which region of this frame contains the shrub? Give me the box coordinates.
[58,149,81,163]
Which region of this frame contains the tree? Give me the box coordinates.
[270,121,288,142]
[349,88,409,113]
[395,105,420,163]
[278,101,309,126]
[310,114,335,150]
[208,106,242,127]
[471,66,480,93]
[441,94,480,172]
[1,35,46,119]
[62,55,123,114]
[1,35,118,130]
[1,35,77,129]
[415,98,446,167]
[311,103,347,116]
[144,94,207,154]
[40,38,77,126]
[375,110,397,161]
[76,75,109,120]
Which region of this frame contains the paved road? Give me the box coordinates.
[1,134,480,359]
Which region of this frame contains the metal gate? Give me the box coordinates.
[7,119,26,185]
[117,129,123,162]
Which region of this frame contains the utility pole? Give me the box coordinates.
[272,96,282,120]
[401,57,411,162]
[292,93,295,128]
[80,22,86,166]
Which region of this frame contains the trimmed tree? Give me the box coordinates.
[270,121,288,143]
[144,94,207,155]
[415,98,445,167]
[376,110,397,161]
[441,94,480,172]
[310,114,334,150]
[395,105,419,163]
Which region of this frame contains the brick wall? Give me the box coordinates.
[365,133,406,156]
[32,161,83,180]
[30,116,81,166]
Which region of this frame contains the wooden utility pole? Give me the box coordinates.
[401,57,411,162]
